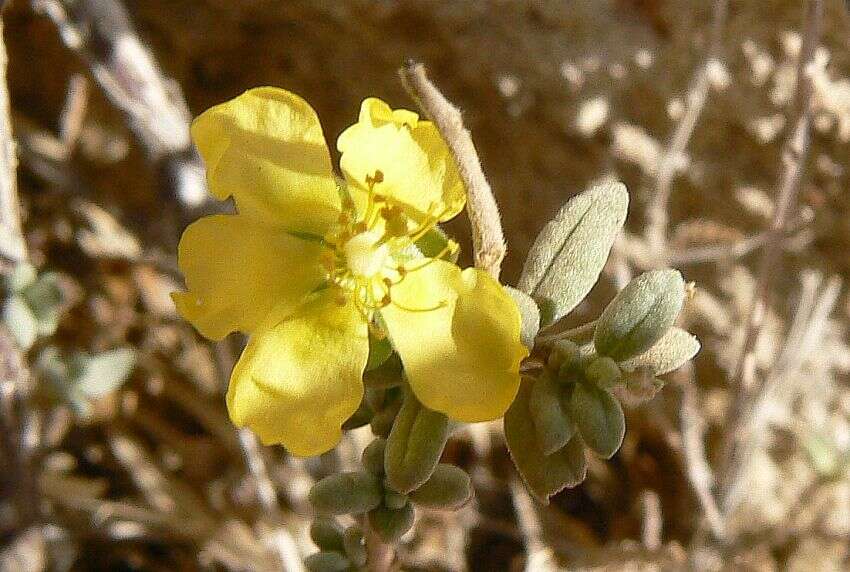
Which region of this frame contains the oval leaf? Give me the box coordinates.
[529,374,575,455]
[504,380,588,504]
[570,382,625,459]
[517,181,628,324]
[618,327,700,375]
[594,269,684,361]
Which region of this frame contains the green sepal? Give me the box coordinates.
[409,464,473,509]
[366,333,393,371]
[570,381,625,459]
[505,380,587,504]
[594,269,685,361]
[384,387,450,494]
[618,326,700,376]
[309,471,383,516]
[342,525,367,567]
[304,551,350,572]
[361,438,387,476]
[383,488,408,510]
[368,502,415,543]
[504,286,541,350]
[529,374,575,455]
[310,518,345,552]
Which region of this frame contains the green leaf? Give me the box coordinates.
[384,387,450,494]
[20,272,63,321]
[529,374,575,455]
[342,525,367,567]
[309,471,383,515]
[361,438,387,476]
[594,269,685,361]
[504,286,541,350]
[368,502,415,543]
[505,381,587,504]
[517,181,628,324]
[409,464,473,509]
[310,518,345,552]
[4,262,36,293]
[73,348,136,397]
[304,551,350,572]
[3,296,38,350]
[618,327,700,375]
[570,382,625,459]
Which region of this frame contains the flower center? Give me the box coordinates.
[320,170,457,331]
[343,230,390,278]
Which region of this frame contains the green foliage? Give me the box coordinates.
[384,387,450,494]
[38,346,136,418]
[618,326,701,376]
[362,438,387,476]
[342,525,367,567]
[517,181,628,325]
[504,381,587,504]
[304,551,350,572]
[2,264,67,350]
[368,502,415,543]
[310,519,346,553]
[594,269,685,361]
[504,286,541,349]
[570,381,625,459]
[309,471,383,516]
[409,464,473,509]
[529,374,575,455]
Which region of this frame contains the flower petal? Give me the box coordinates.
[337,98,465,223]
[380,260,527,422]
[192,87,340,234]
[226,292,368,457]
[173,214,325,340]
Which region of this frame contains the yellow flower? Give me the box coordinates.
[173,88,528,456]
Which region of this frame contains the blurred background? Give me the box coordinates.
[2,0,850,570]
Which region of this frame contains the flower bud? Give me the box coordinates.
[368,502,415,543]
[383,488,408,510]
[594,269,685,361]
[385,388,450,494]
[304,551,350,572]
[342,525,367,567]
[570,382,625,459]
[309,471,383,515]
[584,356,621,389]
[529,375,575,455]
[309,518,345,552]
[361,438,387,476]
[409,464,473,509]
[547,339,580,373]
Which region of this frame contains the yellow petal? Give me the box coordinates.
[226,292,368,457]
[192,87,340,234]
[337,98,465,223]
[380,260,527,422]
[173,214,325,340]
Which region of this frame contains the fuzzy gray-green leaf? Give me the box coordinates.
[409,464,472,509]
[618,326,700,375]
[368,502,415,542]
[517,181,628,325]
[309,471,383,515]
[570,382,625,459]
[594,269,685,361]
[505,381,588,504]
[529,374,575,455]
[505,286,541,349]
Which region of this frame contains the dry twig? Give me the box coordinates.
[400,61,506,279]
[719,0,824,510]
[30,0,208,209]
